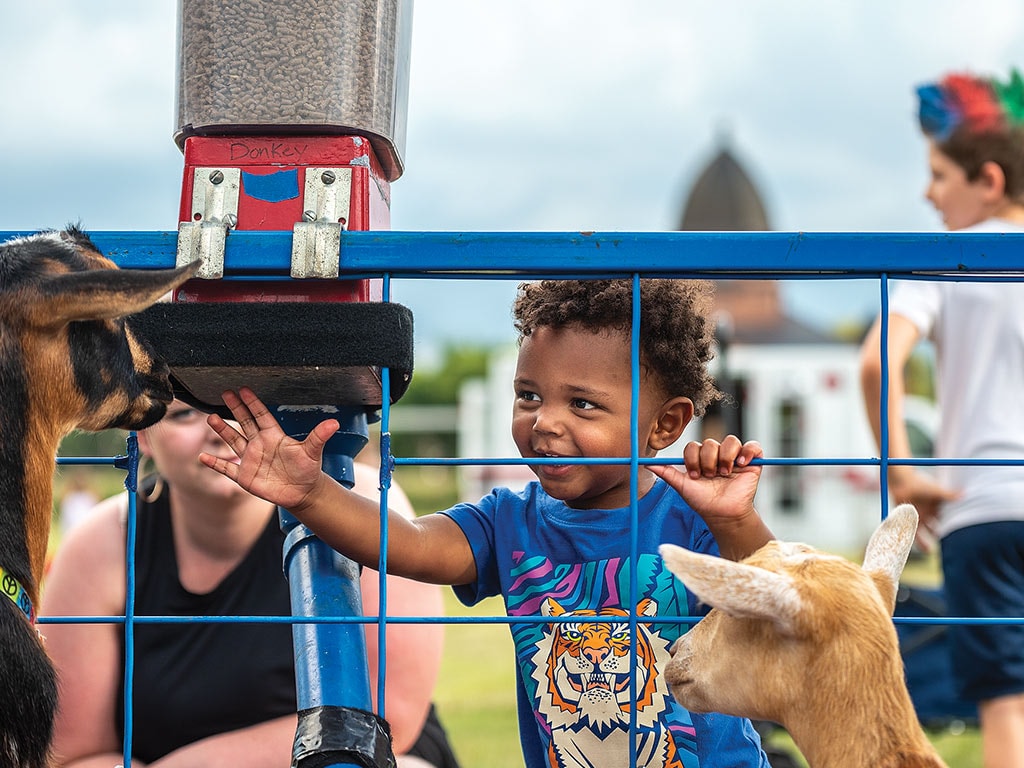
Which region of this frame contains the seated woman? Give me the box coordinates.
[42,401,460,768]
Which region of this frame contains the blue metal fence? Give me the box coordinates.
[35,229,1024,765]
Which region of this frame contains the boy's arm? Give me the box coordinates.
[201,387,476,585]
[859,313,957,547]
[650,436,773,561]
[859,313,919,479]
[296,485,475,585]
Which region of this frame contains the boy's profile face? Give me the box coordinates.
[925,141,993,231]
[511,324,676,510]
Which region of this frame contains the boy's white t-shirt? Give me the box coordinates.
[890,218,1024,537]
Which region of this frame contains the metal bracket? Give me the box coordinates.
[291,167,352,279]
[176,167,241,279]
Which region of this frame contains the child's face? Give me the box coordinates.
[511,324,675,510]
[924,141,992,231]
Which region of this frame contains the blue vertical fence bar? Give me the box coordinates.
[628,273,643,765]
[878,272,892,515]
[121,435,140,768]
[375,271,396,719]
[35,228,1024,766]
[276,408,372,768]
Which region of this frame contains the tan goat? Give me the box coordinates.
[659,504,947,768]
[0,227,196,768]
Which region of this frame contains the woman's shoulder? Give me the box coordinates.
[43,493,127,614]
[53,494,128,574]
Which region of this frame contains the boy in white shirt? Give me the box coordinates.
[860,68,1024,768]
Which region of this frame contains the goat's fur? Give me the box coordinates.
[659,504,947,768]
[0,227,196,768]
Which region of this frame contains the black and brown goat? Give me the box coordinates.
[0,227,197,768]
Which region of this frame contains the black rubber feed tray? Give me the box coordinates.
[131,301,414,417]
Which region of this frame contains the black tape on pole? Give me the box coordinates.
[292,705,396,768]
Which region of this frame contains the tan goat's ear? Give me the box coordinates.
[861,504,918,614]
[27,261,200,326]
[659,544,803,636]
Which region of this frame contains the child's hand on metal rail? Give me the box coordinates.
[650,435,763,528]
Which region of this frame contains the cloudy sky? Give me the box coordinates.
[2,1,1022,359]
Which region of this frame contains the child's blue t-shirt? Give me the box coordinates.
[440,478,768,768]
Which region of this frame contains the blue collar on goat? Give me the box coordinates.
[0,563,34,623]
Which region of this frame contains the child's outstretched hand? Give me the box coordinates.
[199,387,340,512]
[650,435,771,560]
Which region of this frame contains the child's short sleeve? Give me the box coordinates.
[890,279,942,340]
[439,491,502,606]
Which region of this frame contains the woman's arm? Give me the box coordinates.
[42,497,130,768]
[150,715,296,768]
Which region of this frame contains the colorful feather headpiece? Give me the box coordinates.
[917,68,1024,141]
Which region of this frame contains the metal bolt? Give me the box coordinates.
[303,210,317,222]
[223,213,238,229]
[209,169,224,185]
[321,170,336,185]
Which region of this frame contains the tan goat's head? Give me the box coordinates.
[0,226,199,436]
[658,504,919,725]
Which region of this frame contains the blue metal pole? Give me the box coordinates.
[275,406,395,768]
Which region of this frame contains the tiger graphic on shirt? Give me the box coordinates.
[529,597,685,768]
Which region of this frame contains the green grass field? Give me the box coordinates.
[432,592,523,767]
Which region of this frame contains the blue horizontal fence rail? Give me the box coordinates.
[32,229,1024,764]
[6,229,1024,274]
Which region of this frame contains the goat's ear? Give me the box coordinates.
[27,261,200,326]
[659,544,803,636]
[861,504,918,614]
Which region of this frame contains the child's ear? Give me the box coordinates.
[650,396,694,451]
[979,160,1008,201]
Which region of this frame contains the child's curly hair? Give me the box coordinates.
[512,278,721,416]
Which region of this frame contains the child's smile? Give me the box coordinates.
[511,324,667,509]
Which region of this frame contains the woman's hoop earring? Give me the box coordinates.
[140,456,165,503]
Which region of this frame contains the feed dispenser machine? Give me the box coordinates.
[133,3,415,766]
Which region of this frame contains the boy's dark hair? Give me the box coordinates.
[917,69,1024,202]
[512,278,721,416]
[938,127,1024,202]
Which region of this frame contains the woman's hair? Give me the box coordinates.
[917,68,1024,200]
[512,278,721,416]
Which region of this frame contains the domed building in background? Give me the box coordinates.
[670,133,884,551]
[677,135,825,344]
[679,139,770,231]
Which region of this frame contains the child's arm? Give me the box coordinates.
[200,387,476,585]
[649,436,773,561]
[859,313,958,550]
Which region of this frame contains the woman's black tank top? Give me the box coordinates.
[116,483,296,763]
[116,480,461,767]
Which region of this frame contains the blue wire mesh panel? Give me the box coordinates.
[34,229,1022,765]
